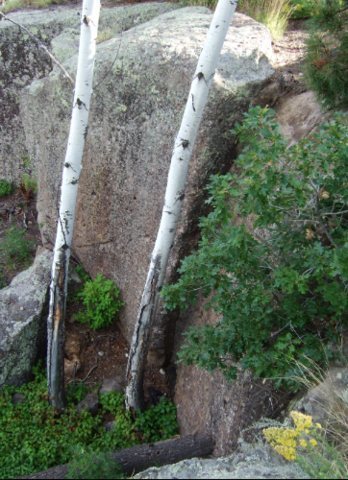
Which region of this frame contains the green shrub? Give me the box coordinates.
[0,369,178,479]
[304,0,348,108]
[162,107,348,391]
[0,179,14,198]
[76,274,124,330]
[0,226,34,268]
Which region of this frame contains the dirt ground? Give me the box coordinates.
[1,13,310,399]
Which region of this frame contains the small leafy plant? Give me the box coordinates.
[0,179,14,198]
[162,107,348,391]
[76,273,124,330]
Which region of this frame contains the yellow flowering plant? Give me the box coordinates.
[263,411,320,462]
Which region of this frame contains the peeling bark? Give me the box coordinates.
[126,0,239,411]
[47,0,100,410]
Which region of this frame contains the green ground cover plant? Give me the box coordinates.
[162,107,348,391]
[0,366,178,479]
[75,273,124,330]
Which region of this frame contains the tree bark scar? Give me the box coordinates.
[126,255,161,383]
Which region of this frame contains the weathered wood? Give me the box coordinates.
[25,433,214,479]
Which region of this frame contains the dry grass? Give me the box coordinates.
[238,0,293,40]
[292,356,348,478]
[178,0,292,40]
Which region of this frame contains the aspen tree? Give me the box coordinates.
[47,0,100,409]
[126,0,239,411]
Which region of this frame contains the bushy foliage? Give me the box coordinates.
[162,107,348,391]
[0,179,14,198]
[0,367,178,479]
[304,0,348,108]
[76,273,124,330]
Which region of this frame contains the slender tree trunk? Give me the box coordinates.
[47,0,101,410]
[126,0,238,411]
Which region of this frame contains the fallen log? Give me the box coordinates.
[25,433,214,479]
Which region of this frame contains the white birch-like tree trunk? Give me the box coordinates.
[47,0,100,409]
[126,0,238,411]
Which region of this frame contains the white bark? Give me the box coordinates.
[126,0,238,411]
[47,0,100,409]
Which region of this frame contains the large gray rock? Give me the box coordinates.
[0,248,52,387]
[20,7,273,342]
[134,441,308,479]
[0,2,178,182]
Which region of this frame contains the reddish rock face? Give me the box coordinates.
[173,303,288,456]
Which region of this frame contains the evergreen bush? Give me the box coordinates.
[304,0,348,108]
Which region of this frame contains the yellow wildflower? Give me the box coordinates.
[290,411,313,431]
[309,438,318,447]
[299,439,308,448]
[274,445,297,462]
